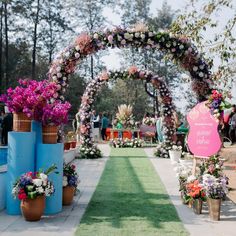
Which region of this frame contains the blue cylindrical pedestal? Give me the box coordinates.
[0,146,8,165]
[36,143,63,214]
[0,167,7,211]
[6,132,36,215]
[31,120,42,144]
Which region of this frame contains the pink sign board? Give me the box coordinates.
[187,101,222,157]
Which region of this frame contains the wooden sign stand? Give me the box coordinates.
[192,155,209,176]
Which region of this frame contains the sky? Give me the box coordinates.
[101,0,236,105]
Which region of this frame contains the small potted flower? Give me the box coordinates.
[41,101,71,144]
[202,174,228,220]
[63,163,79,205]
[169,144,182,163]
[186,179,206,214]
[12,165,56,221]
[66,131,77,149]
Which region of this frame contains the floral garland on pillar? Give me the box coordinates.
[79,72,109,158]
[79,66,176,158]
[48,25,212,103]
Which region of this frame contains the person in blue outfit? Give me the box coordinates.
[101,113,109,141]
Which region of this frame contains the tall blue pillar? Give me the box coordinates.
[6,132,35,215]
[0,146,8,165]
[0,166,7,211]
[0,146,8,211]
[31,120,42,144]
[36,143,63,214]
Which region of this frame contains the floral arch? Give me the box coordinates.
[79,67,176,158]
[48,25,213,157]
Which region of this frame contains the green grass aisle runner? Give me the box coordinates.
[76,148,188,236]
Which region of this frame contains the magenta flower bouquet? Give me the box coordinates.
[41,101,71,126]
[0,79,58,118]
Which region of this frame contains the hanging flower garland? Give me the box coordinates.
[48,26,213,102]
[79,66,176,158]
[79,71,108,159]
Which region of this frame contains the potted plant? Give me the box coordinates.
[41,101,71,144]
[63,163,80,205]
[169,145,182,163]
[202,174,228,220]
[0,79,58,132]
[186,180,206,214]
[66,131,77,149]
[12,165,56,221]
[175,164,192,205]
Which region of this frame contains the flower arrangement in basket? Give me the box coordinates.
[186,179,206,214]
[63,163,80,205]
[0,79,58,132]
[12,165,57,221]
[175,164,193,205]
[110,138,144,148]
[142,117,156,126]
[202,174,228,220]
[116,104,135,129]
[199,155,224,178]
[206,90,231,120]
[41,101,71,144]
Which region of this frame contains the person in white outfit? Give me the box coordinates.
[92,110,100,142]
[75,109,80,143]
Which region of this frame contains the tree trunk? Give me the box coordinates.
[90,55,94,80]
[32,0,40,80]
[4,1,9,88]
[0,2,3,93]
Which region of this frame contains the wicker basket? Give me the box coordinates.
[42,125,58,144]
[13,113,31,132]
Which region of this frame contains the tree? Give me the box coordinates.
[64,74,86,115]
[171,0,236,95]
[64,0,112,81]
[119,1,184,115]
[3,0,9,88]
[0,2,3,93]
[39,0,71,63]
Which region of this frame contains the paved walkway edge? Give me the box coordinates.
[0,144,110,236]
[144,148,236,236]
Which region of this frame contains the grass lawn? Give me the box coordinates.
[76,148,188,236]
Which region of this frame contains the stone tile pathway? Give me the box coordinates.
[0,144,110,236]
[144,148,236,236]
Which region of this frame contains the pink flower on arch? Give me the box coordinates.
[80,125,87,134]
[75,33,94,55]
[100,71,109,81]
[139,71,146,79]
[128,65,138,76]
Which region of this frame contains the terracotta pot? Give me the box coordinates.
[64,142,71,150]
[207,198,221,221]
[70,141,77,149]
[13,112,31,132]
[21,195,45,221]
[193,199,202,214]
[42,125,58,144]
[63,186,75,205]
